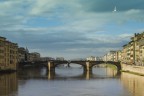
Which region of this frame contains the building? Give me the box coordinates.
[116,50,122,62]
[103,54,107,61]
[18,47,41,62]
[122,44,131,64]
[96,56,103,61]
[103,50,122,62]
[0,36,18,70]
[103,32,144,65]
[131,32,144,65]
[40,57,55,61]
[86,56,97,61]
[29,52,40,62]
[139,39,144,66]
[18,47,29,62]
[56,57,64,61]
[103,51,117,62]
[121,32,144,65]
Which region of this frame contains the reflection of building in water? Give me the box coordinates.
[121,73,144,96]
[0,73,18,96]
[106,68,117,77]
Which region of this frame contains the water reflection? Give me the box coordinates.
[0,73,18,96]
[106,67,118,77]
[18,66,119,80]
[121,72,144,96]
[54,67,118,80]
[16,67,127,96]
[18,67,47,79]
[1,67,133,96]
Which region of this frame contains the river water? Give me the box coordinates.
[0,64,144,96]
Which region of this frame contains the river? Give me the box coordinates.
[0,64,144,96]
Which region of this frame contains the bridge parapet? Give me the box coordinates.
[70,61,87,65]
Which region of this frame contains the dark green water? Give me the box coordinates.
[0,65,144,96]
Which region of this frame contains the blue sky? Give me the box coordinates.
[0,0,144,59]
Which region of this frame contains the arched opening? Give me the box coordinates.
[55,63,84,78]
[47,61,121,79]
[91,63,119,78]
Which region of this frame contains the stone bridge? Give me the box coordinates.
[19,60,121,73]
[70,61,121,71]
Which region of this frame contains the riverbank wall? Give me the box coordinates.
[121,63,144,76]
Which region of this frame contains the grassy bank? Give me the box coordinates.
[105,64,117,70]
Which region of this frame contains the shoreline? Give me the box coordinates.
[0,69,17,74]
[121,63,144,76]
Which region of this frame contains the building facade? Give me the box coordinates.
[29,52,40,62]
[0,36,18,70]
[131,33,144,65]
[122,32,144,65]
[86,56,97,61]
[103,51,117,62]
[56,57,64,61]
[18,47,29,62]
[103,32,144,66]
[116,50,122,62]
[40,57,55,61]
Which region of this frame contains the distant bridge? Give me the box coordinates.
[19,60,121,73]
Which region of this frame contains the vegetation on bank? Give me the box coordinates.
[105,64,117,70]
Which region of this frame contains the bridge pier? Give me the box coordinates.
[67,63,70,67]
[83,69,92,80]
[83,62,92,74]
[47,61,55,72]
[86,62,91,71]
[47,70,55,80]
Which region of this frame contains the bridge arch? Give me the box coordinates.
[105,61,121,71]
[69,61,89,71]
[89,61,121,71]
[54,63,68,67]
[21,61,121,72]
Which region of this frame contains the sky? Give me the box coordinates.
[0,0,144,59]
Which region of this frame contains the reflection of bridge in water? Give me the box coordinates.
[19,60,121,78]
[47,68,120,80]
[18,67,120,80]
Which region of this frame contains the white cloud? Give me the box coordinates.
[30,0,59,15]
[118,33,133,38]
[0,0,144,59]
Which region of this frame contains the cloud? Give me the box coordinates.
[0,0,144,59]
[118,33,133,38]
[30,0,59,15]
[80,0,144,12]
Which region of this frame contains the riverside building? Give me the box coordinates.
[103,51,117,61]
[103,32,144,66]
[122,32,144,65]
[0,36,18,71]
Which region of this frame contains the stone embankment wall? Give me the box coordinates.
[121,63,144,75]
